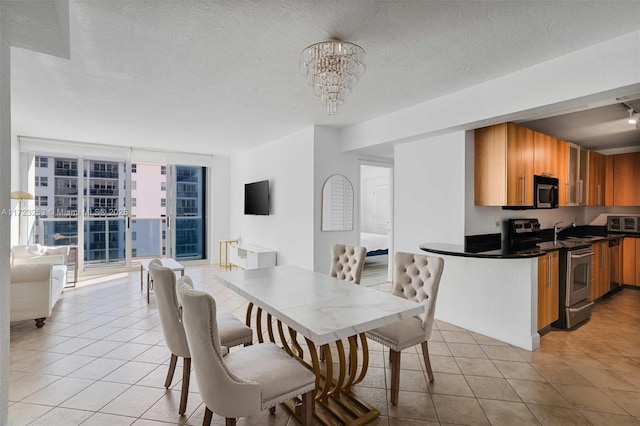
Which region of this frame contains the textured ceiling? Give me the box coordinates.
[9,1,640,156]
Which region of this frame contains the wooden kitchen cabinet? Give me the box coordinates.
[557,140,569,206]
[622,237,640,286]
[534,133,559,178]
[537,250,559,330]
[591,241,609,300]
[587,151,605,206]
[605,155,614,206]
[475,123,534,207]
[613,152,640,206]
[566,142,581,206]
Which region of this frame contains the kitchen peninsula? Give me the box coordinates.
[420,242,543,351]
[421,226,624,351]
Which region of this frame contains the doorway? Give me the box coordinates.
[359,163,392,285]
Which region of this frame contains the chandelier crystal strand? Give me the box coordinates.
[300,40,366,115]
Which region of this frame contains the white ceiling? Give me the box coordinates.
[8,1,640,157]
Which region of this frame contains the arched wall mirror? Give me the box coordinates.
[322,174,354,231]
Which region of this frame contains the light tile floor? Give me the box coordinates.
[8,266,640,425]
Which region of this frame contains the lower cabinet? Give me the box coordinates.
[591,241,609,300]
[538,251,559,330]
[622,237,640,286]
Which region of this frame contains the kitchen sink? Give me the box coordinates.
[562,236,603,243]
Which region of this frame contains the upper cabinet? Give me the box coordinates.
[612,152,640,206]
[475,123,534,207]
[579,147,589,206]
[566,142,580,206]
[605,155,614,206]
[533,133,559,177]
[474,123,640,207]
[587,151,605,206]
[556,140,569,206]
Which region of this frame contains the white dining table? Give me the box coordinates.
[214,265,424,425]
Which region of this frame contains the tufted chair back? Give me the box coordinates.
[178,283,261,418]
[330,244,367,284]
[149,261,190,359]
[392,252,444,338]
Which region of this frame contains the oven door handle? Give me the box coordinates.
[571,252,595,259]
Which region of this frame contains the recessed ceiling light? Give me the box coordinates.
[627,108,637,124]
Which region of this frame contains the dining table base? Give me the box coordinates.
[245,303,381,425]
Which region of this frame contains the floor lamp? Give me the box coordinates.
[11,190,34,245]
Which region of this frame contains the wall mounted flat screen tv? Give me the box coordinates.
[244,180,270,215]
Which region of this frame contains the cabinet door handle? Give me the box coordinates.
[597,184,601,206]
[578,180,583,204]
[521,175,526,205]
[548,254,552,288]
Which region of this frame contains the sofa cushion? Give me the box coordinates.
[11,245,35,258]
[12,254,65,267]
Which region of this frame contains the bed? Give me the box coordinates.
[361,232,389,258]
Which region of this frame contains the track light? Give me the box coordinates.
[627,108,638,124]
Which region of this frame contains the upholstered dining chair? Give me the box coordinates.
[323,243,368,361]
[329,243,367,284]
[365,252,444,405]
[148,262,253,416]
[177,282,316,426]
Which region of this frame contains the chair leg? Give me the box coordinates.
[301,390,313,425]
[269,406,276,415]
[203,407,213,426]
[421,341,434,383]
[179,357,191,415]
[389,349,401,406]
[225,418,236,426]
[165,354,178,388]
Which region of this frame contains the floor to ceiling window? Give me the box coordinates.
[30,152,208,271]
[34,156,79,248]
[83,159,126,266]
[174,165,206,260]
[130,162,168,260]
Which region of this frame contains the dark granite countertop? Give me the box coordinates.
[420,234,625,259]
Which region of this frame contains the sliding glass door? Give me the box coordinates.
[84,159,126,266]
[173,166,206,260]
[33,155,207,270]
[130,162,168,260]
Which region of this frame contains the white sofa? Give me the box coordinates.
[11,244,70,266]
[10,245,69,328]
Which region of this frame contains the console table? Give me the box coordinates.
[228,243,276,269]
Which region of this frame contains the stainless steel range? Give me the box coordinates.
[556,246,594,329]
[507,218,594,330]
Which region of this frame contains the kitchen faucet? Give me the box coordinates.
[554,220,576,244]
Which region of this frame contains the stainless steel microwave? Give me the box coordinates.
[534,175,559,209]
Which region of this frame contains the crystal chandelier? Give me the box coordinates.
[300,40,366,115]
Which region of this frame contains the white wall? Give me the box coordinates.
[313,126,360,272]
[340,31,640,152]
[230,127,315,269]
[394,131,466,254]
[436,254,540,350]
[0,30,11,426]
[210,156,230,263]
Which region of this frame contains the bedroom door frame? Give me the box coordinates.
[359,160,393,283]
